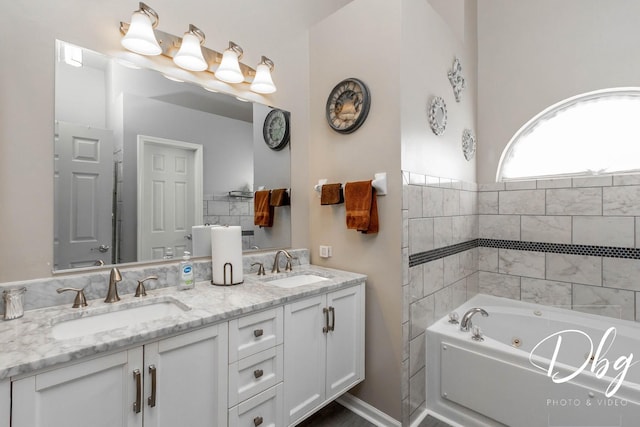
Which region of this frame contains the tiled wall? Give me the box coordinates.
[401,171,479,426]
[478,175,640,321]
[204,192,255,250]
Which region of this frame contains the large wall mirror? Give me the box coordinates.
[54,41,291,272]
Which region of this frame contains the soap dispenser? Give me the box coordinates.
[178,251,194,290]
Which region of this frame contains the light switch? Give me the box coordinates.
[319,245,332,258]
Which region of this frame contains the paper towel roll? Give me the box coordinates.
[192,225,216,257]
[211,225,243,285]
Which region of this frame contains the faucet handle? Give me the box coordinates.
[448,312,459,324]
[471,325,484,342]
[57,287,88,308]
[251,262,266,276]
[135,276,158,297]
[284,256,298,272]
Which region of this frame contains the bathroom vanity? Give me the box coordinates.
[1,263,365,427]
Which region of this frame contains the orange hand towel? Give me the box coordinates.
[270,188,290,207]
[254,190,274,227]
[344,180,379,234]
[320,183,344,205]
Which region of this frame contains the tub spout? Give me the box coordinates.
[460,307,489,332]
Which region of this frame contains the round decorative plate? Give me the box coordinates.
[462,128,476,160]
[263,108,290,150]
[326,78,371,134]
[428,96,447,136]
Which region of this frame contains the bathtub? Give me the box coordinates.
[426,294,640,427]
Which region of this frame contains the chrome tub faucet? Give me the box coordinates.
[460,307,489,332]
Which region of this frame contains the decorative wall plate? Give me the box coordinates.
[263,108,290,150]
[462,128,476,161]
[326,78,371,134]
[428,96,447,136]
[448,57,466,102]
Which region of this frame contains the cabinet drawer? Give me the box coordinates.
[229,383,283,427]
[229,345,283,407]
[229,307,283,362]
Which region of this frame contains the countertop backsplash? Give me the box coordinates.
[0,249,310,315]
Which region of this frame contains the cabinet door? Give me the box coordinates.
[143,324,228,427]
[0,379,9,427]
[12,348,143,427]
[284,295,326,425]
[326,284,364,400]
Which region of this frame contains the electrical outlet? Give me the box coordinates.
[319,245,332,258]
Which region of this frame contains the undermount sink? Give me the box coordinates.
[51,298,190,340]
[264,273,330,289]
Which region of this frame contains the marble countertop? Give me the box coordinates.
[0,265,366,381]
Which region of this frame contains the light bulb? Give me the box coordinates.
[250,56,276,94]
[173,25,207,72]
[215,42,244,83]
[121,5,161,56]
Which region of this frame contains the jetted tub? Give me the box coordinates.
[426,294,640,427]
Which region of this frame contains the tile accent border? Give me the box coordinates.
[409,238,640,268]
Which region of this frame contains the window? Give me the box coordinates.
[497,88,640,181]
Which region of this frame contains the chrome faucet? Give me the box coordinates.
[271,249,293,274]
[105,267,123,303]
[460,307,489,332]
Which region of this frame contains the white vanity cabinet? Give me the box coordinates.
[284,283,365,426]
[0,379,9,427]
[11,323,228,427]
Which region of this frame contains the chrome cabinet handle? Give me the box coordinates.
[253,416,264,426]
[322,307,329,333]
[329,306,335,332]
[253,369,263,379]
[133,369,142,414]
[148,365,157,407]
[253,328,264,338]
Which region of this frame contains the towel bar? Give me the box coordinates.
[313,172,387,196]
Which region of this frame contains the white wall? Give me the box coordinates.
[401,0,477,183]
[477,0,640,183]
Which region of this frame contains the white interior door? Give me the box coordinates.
[54,121,114,270]
[137,135,202,261]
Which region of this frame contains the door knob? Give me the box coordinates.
[91,244,111,253]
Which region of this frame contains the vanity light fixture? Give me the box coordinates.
[250,56,276,94]
[173,24,207,72]
[121,2,162,56]
[215,42,245,84]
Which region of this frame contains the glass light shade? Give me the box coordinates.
[173,32,207,71]
[250,63,276,94]
[215,49,244,83]
[121,11,162,56]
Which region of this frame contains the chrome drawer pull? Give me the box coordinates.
[329,306,335,332]
[322,307,329,333]
[254,369,264,379]
[133,369,142,414]
[148,365,157,407]
[254,328,264,338]
[254,416,264,426]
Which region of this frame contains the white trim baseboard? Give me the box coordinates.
[336,393,401,427]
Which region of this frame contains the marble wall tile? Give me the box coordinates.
[409,332,425,377]
[603,186,640,216]
[409,172,425,185]
[467,272,480,297]
[637,293,640,321]
[460,248,478,278]
[434,286,453,323]
[425,175,441,186]
[478,271,521,300]
[402,210,409,249]
[573,284,635,321]
[402,321,409,362]
[521,215,572,244]
[521,277,572,307]
[408,218,434,255]
[207,200,231,215]
[403,284,410,324]
[546,187,602,215]
[499,189,546,215]
[460,190,476,215]
[478,247,499,272]
[637,218,640,248]
[546,253,602,286]
[409,367,426,417]
[409,265,424,302]
[572,176,612,188]
[443,254,464,286]
[536,178,572,189]
[410,294,435,339]
[423,258,444,295]
[402,358,409,400]
[402,247,409,286]
[498,249,545,279]
[434,217,453,249]
[402,179,409,211]
[451,278,468,309]
[478,191,498,214]
[602,258,640,291]
[443,188,461,216]
[613,174,640,186]
[407,185,423,218]
[479,215,521,240]
[423,186,444,217]
[572,216,635,247]
[505,181,537,190]
[453,215,478,243]
[479,182,505,191]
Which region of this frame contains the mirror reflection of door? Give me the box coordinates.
[54,121,114,269]
[137,135,203,260]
